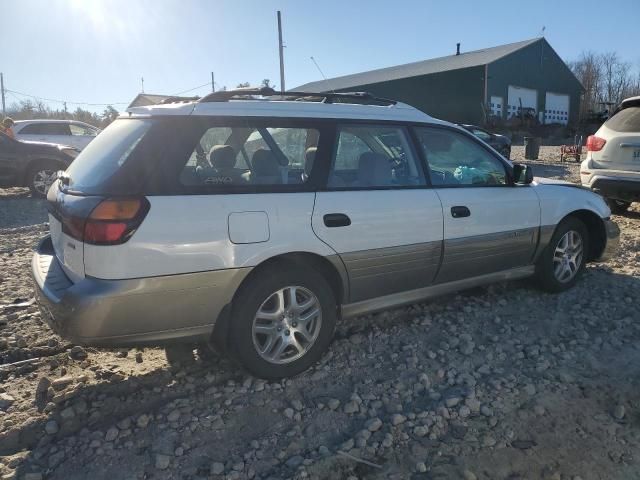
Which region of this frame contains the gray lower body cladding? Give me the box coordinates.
[340,242,442,303]
[32,236,250,346]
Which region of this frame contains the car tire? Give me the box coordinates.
[229,264,337,379]
[27,162,60,198]
[606,199,631,215]
[536,217,589,293]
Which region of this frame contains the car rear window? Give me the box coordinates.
[605,106,640,132]
[64,119,151,192]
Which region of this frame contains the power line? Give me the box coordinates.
[6,88,129,106]
[171,82,212,96]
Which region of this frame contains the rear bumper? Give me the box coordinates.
[596,219,620,262]
[582,173,640,202]
[31,236,250,347]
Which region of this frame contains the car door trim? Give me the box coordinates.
[340,241,442,302]
[342,265,535,319]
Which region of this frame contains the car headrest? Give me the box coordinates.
[209,145,236,170]
[251,149,281,177]
[304,147,317,176]
[357,152,392,186]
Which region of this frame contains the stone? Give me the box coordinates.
[291,399,303,411]
[69,345,88,360]
[613,405,625,420]
[135,352,143,363]
[480,405,494,417]
[52,376,74,391]
[344,401,359,414]
[211,462,225,475]
[137,414,151,428]
[416,462,427,473]
[365,417,383,432]
[48,450,65,469]
[24,474,44,480]
[105,426,119,442]
[0,392,15,409]
[413,426,428,437]
[283,408,294,419]
[167,409,181,422]
[155,454,171,470]
[45,420,59,435]
[459,405,471,418]
[463,469,478,480]
[286,455,304,468]
[349,333,365,345]
[445,396,461,408]
[60,406,75,420]
[327,398,341,410]
[391,414,406,426]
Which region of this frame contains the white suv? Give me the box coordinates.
[581,96,640,213]
[32,88,619,379]
[13,119,100,150]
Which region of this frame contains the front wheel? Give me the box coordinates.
[606,199,631,215]
[230,265,337,379]
[536,217,589,293]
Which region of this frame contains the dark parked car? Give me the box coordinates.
[0,132,78,197]
[459,124,511,158]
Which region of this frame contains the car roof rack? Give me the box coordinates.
[198,87,397,106]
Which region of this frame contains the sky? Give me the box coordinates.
[1,0,639,114]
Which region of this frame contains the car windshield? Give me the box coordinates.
[605,106,640,132]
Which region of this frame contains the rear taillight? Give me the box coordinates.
[61,197,149,245]
[586,135,606,152]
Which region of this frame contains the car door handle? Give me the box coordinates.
[323,213,351,228]
[451,206,471,218]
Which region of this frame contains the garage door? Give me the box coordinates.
[507,86,537,119]
[490,96,503,118]
[544,92,570,125]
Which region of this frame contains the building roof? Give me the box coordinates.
[296,38,542,93]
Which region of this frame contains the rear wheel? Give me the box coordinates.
[28,162,60,198]
[230,265,337,379]
[536,217,589,293]
[606,199,631,215]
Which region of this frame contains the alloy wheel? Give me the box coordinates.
[32,169,58,196]
[251,286,322,365]
[553,230,584,283]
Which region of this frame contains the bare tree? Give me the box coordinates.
[600,52,631,105]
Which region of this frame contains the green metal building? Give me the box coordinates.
[296,38,584,126]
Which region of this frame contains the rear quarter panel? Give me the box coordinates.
[83,193,335,279]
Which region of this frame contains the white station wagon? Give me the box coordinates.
[32,88,619,379]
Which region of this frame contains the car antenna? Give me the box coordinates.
[310,56,335,94]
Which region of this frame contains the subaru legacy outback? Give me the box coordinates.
[32,88,619,379]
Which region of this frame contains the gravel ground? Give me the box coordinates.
[0,146,639,480]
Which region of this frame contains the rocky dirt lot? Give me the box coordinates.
[0,146,639,480]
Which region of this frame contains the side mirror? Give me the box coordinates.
[513,163,533,185]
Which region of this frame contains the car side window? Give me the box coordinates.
[414,127,507,187]
[70,124,97,136]
[328,125,425,188]
[179,125,319,188]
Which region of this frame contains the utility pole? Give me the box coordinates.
[63,101,68,118]
[277,11,285,93]
[141,77,145,93]
[211,72,215,92]
[1,73,5,117]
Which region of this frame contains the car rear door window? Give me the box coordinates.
[70,123,97,136]
[328,125,425,188]
[179,124,319,188]
[414,127,507,186]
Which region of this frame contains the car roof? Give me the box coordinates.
[127,99,449,125]
[125,87,449,126]
[13,119,94,126]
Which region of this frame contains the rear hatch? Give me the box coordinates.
[590,103,640,172]
[46,119,153,281]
